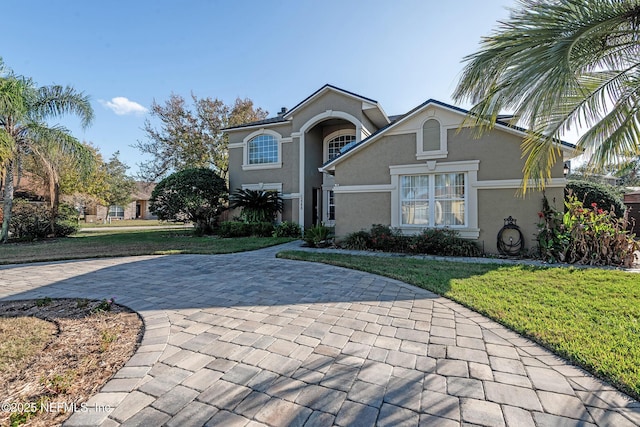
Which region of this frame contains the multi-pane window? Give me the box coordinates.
[328,190,335,221]
[108,205,125,219]
[434,173,465,226]
[401,175,430,225]
[401,173,465,226]
[327,134,356,161]
[248,134,278,164]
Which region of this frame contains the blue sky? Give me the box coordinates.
[2,0,518,175]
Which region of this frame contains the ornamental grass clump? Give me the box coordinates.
[537,195,639,266]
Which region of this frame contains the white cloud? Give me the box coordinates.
[99,97,148,116]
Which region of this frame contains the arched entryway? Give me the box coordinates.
[298,111,365,228]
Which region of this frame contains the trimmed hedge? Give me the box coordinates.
[218,221,274,238]
[566,180,626,215]
[341,224,481,257]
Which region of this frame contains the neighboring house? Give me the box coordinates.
[225,84,576,254]
[91,182,157,222]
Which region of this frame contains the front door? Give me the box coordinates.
[312,188,322,225]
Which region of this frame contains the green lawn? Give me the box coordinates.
[79,219,189,228]
[0,229,293,265]
[277,250,640,400]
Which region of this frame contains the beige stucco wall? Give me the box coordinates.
[335,192,391,237]
[477,187,563,254]
[226,122,292,144]
[332,119,566,254]
[228,141,300,195]
[290,91,374,134]
[226,89,379,229]
[335,134,416,186]
[447,128,564,180]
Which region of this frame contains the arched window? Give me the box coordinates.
[248,134,278,164]
[327,133,356,161]
[422,119,441,152]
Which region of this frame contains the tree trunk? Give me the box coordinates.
[1,160,15,243]
[50,181,60,235]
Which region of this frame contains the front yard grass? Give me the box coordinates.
[78,219,188,228]
[0,229,293,265]
[277,250,640,400]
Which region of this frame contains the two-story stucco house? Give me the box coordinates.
[225,85,575,254]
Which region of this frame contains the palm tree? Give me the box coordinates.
[453,0,640,191]
[230,188,283,223]
[0,64,93,242]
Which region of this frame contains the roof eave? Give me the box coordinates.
[320,99,578,171]
[223,118,290,132]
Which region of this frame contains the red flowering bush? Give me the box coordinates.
[537,194,639,266]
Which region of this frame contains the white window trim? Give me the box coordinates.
[108,205,125,219]
[324,129,356,162]
[390,160,480,239]
[242,129,283,171]
[416,117,448,160]
[241,182,283,192]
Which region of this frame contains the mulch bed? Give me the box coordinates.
[0,298,143,427]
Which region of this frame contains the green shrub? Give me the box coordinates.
[150,168,227,235]
[566,180,626,215]
[10,199,50,239]
[408,228,481,257]
[368,224,409,252]
[537,195,639,266]
[218,221,274,238]
[218,221,252,237]
[340,225,480,257]
[251,222,275,237]
[303,224,333,247]
[273,221,301,238]
[341,230,371,250]
[53,203,80,237]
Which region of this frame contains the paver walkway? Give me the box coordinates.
[1,242,638,426]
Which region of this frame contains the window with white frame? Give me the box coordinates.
[327,133,356,161]
[422,119,440,152]
[248,134,278,164]
[416,116,447,160]
[401,173,465,227]
[108,205,125,219]
[327,190,335,221]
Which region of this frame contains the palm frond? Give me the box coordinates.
[453,0,640,189]
[32,85,94,128]
[230,188,283,223]
[24,122,93,174]
[0,76,33,125]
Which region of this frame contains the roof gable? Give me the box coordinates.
[224,84,390,132]
[284,84,377,118]
[284,84,390,129]
[320,99,577,172]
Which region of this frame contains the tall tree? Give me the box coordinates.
[134,94,267,182]
[453,0,640,191]
[56,142,107,216]
[0,62,93,242]
[96,152,136,221]
[23,138,95,233]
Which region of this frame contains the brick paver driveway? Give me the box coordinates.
[1,242,638,426]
